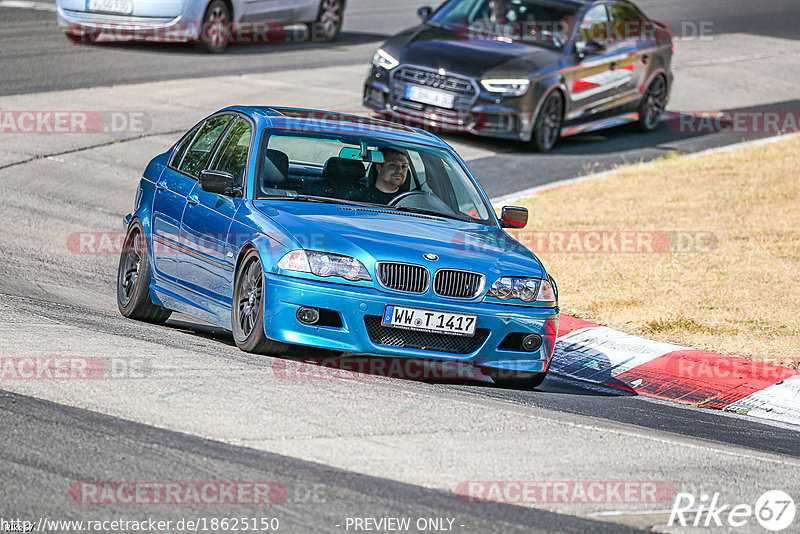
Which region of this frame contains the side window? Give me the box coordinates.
[609,3,645,41]
[178,115,233,179]
[171,125,200,168]
[578,4,610,44]
[209,118,252,192]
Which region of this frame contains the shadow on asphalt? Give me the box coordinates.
[423,99,800,158]
[72,30,389,56]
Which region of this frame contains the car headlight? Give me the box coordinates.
[278,250,371,282]
[487,277,555,303]
[480,79,530,96]
[373,48,399,70]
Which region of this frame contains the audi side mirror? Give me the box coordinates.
[576,40,606,58]
[199,169,235,195]
[417,6,433,20]
[500,206,528,229]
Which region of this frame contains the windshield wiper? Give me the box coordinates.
[392,205,474,222]
[270,195,376,208]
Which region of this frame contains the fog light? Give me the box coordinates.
[522,334,542,352]
[297,307,320,325]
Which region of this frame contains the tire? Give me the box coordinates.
[198,0,231,54]
[231,250,289,355]
[117,221,172,324]
[530,90,563,153]
[306,0,344,42]
[638,74,667,132]
[487,363,550,390]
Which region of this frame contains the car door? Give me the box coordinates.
[179,116,252,313]
[604,1,650,111]
[240,0,295,22]
[152,114,233,284]
[565,3,623,122]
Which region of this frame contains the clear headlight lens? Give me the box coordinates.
[278,250,371,282]
[373,48,399,70]
[480,79,530,96]
[487,277,554,303]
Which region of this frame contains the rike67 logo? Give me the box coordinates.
[669,490,795,531]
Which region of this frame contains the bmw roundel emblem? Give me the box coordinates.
[423,253,438,261]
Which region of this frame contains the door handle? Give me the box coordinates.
[156,180,168,191]
[187,194,199,205]
[642,54,649,65]
[609,62,617,70]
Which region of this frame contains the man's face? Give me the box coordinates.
[376,153,410,192]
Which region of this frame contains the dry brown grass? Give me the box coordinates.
[508,136,800,367]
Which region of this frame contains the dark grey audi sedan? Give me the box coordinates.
[363,0,673,151]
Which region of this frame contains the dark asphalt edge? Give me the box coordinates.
[0,389,644,533]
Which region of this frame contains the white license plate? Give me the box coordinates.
[382,305,477,337]
[88,0,133,14]
[406,85,455,109]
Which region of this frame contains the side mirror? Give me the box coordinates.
[417,6,433,20]
[575,40,606,58]
[500,206,528,229]
[199,169,235,195]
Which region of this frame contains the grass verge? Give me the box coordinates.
[508,136,800,367]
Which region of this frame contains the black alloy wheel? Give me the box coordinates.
[231,250,289,354]
[531,90,564,152]
[117,221,172,324]
[638,74,668,132]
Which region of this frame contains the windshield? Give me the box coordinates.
[256,131,495,226]
[430,0,578,49]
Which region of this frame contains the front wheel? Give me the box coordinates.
[117,221,172,324]
[231,250,289,355]
[530,90,563,153]
[198,0,231,54]
[638,74,667,132]
[306,0,343,42]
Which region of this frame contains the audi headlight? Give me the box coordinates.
[373,48,399,70]
[487,277,555,303]
[278,250,371,282]
[480,79,530,96]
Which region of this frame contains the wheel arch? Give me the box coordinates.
[523,78,568,142]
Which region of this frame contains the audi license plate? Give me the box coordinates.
[88,0,133,14]
[405,85,455,109]
[382,305,476,337]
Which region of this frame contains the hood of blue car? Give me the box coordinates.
[254,201,545,279]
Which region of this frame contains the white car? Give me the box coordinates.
[56,0,345,53]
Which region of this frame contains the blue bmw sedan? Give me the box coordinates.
[118,107,559,388]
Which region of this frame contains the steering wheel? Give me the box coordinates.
[388,191,429,207]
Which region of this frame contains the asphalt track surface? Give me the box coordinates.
[1,1,800,533]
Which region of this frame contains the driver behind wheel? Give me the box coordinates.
[350,147,410,205]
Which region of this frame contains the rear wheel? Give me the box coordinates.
[231,250,289,354]
[306,0,343,42]
[198,0,231,54]
[117,221,172,324]
[530,90,563,152]
[638,74,667,132]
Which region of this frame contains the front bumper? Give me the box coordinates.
[363,65,534,141]
[262,273,558,374]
